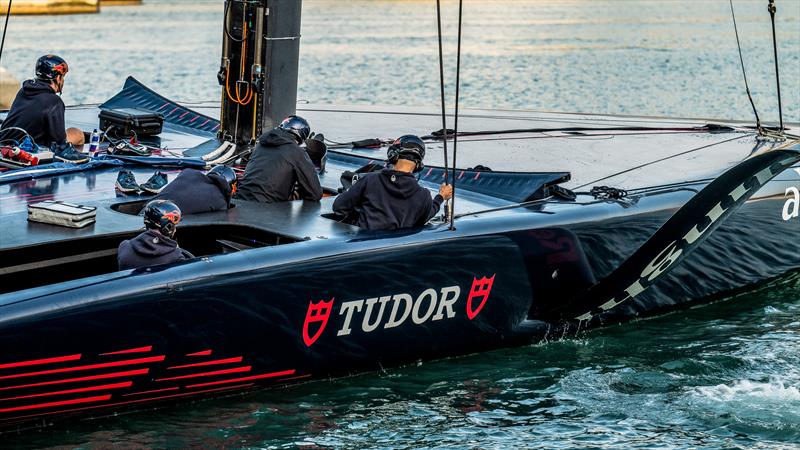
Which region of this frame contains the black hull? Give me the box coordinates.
[0,78,798,428]
[1,185,798,428]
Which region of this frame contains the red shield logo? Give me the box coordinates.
[302,298,334,347]
[466,275,496,320]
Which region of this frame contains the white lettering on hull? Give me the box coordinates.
[335,284,477,336]
[783,187,799,221]
[576,160,793,322]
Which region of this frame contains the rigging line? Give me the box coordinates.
[573,134,750,190]
[422,124,730,140]
[0,0,11,66]
[449,0,463,230]
[728,0,762,133]
[434,0,450,185]
[767,0,783,133]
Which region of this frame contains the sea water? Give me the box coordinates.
[2,1,799,448]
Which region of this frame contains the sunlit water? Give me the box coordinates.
[2,1,800,448]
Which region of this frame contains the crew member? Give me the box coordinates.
[332,135,453,230]
[1,55,86,162]
[154,165,238,215]
[235,115,323,203]
[117,200,189,270]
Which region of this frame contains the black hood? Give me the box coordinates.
[378,169,422,199]
[208,172,232,201]
[259,128,298,147]
[21,79,56,96]
[129,230,180,257]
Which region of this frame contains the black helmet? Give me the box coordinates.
[207,165,238,198]
[143,199,182,238]
[278,115,311,144]
[304,136,328,173]
[35,55,69,81]
[387,135,426,172]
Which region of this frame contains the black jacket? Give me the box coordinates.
[332,169,444,230]
[235,129,323,203]
[1,80,66,147]
[154,168,230,215]
[117,229,186,270]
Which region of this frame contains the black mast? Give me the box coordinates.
[217,0,302,148]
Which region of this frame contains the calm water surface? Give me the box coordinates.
[2,1,800,448]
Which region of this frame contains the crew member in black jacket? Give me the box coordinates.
[235,115,323,203]
[154,165,238,215]
[118,200,189,270]
[1,55,86,161]
[332,135,452,231]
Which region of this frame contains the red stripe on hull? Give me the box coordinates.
[0,395,111,413]
[0,381,132,402]
[185,369,296,389]
[100,346,153,356]
[0,356,165,381]
[155,366,251,382]
[0,368,149,392]
[186,350,212,357]
[0,354,81,370]
[167,357,242,370]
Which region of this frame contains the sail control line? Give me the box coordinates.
[0,1,12,67]
[433,0,465,230]
[729,0,786,141]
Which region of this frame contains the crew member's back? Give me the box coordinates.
[332,135,452,231]
[154,166,237,215]
[235,116,322,203]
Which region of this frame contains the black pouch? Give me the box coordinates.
[99,108,164,137]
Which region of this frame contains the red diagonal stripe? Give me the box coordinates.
[185,369,296,389]
[0,394,111,413]
[100,346,152,356]
[186,350,212,357]
[0,369,149,392]
[0,354,81,370]
[155,366,250,382]
[0,356,164,381]
[0,381,132,402]
[167,357,242,370]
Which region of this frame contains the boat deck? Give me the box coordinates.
[1,78,797,253]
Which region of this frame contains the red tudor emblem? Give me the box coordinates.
[302,298,334,347]
[466,274,496,320]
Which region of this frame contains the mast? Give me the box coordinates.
[217,0,302,148]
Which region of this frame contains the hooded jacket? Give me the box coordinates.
[154,168,230,215]
[1,80,66,147]
[117,229,186,270]
[235,129,323,203]
[332,169,444,230]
